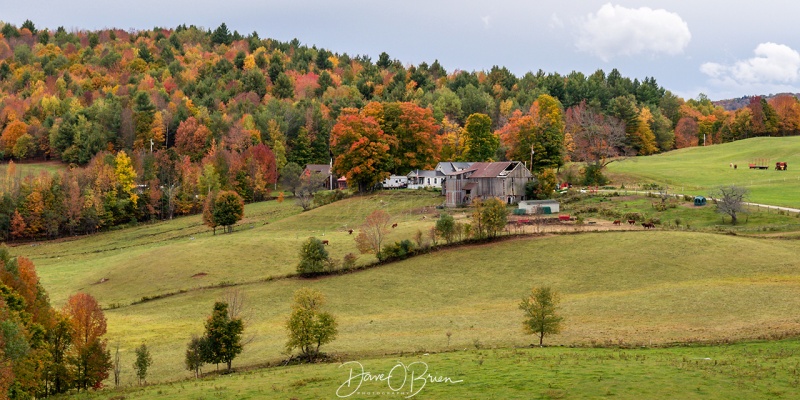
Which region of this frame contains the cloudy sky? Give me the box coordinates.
[5,0,800,101]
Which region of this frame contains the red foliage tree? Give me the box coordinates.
[674,117,699,149]
[330,110,396,192]
[175,117,210,161]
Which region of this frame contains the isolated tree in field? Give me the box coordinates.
[286,287,338,362]
[471,197,507,239]
[710,185,749,225]
[435,213,456,244]
[355,210,392,260]
[519,286,563,346]
[297,237,330,276]
[202,191,218,234]
[185,335,207,378]
[212,191,244,233]
[203,302,244,372]
[133,342,152,385]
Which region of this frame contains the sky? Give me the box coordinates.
[4,0,800,101]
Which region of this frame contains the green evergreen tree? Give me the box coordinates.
[203,302,244,372]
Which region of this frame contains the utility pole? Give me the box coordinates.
[150,139,154,153]
[530,144,535,173]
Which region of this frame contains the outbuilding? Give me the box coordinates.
[517,199,560,214]
[694,196,707,206]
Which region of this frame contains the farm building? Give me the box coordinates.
[518,200,560,214]
[443,161,532,207]
[302,164,336,190]
[407,169,446,189]
[382,175,409,189]
[435,161,474,175]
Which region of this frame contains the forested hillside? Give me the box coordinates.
[1,20,800,239]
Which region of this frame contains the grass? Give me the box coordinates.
[14,190,800,391]
[605,136,800,208]
[25,230,800,384]
[0,160,67,177]
[73,339,800,399]
[22,190,443,306]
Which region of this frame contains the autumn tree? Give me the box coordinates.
[203,302,244,372]
[463,113,498,162]
[519,286,563,346]
[285,287,338,362]
[175,117,210,161]
[372,102,440,174]
[330,111,395,192]
[565,101,628,185]
[354,210,392,260]
[632,107,658,155]
[212,191,244,233]
[674,117,699,149]
[769,94,800,136]
[115,150,138,207]
[63,292,112,391]
[1,120,28,156]
[133,92,157,150]
[471,197,507,239]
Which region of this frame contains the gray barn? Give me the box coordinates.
[443,161,532,207]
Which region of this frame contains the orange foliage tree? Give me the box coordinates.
[330,110,396,192]
[63,292,112,391]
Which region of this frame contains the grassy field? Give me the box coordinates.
[605,136,800,208]
[0,160,67,177]
[75,339,800,399]
[14,187,800,393]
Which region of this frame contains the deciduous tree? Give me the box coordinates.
[285,287,338,362]
[212,191,244,233]
[330,111,395,192]
[710,185,748,225]
[203,302,243,372]
[297,237,330,276]
[519,286,563,346]
[133,343,152,386]
[63,292,111,391]
[463,113,498,162]
[354,210,392,259]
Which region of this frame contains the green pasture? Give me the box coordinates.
[562,192,800,233]
[605,136,800,208]
[74,339,800,399]
[28,230,800,384]
[21,190,443,306]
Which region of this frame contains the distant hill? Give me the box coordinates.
[713,93,800,111]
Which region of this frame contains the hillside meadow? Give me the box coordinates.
[605,136,800,208]
[73,339,800,399]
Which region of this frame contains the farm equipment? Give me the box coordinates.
[749,158,769,170]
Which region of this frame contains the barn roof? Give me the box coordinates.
[303,164,331,175]
[454,161,528,178]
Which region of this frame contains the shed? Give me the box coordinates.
[518,200,560,214]
[694,196,707,206]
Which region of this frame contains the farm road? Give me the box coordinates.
[595,189,800,215]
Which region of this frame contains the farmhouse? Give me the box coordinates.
[302,164,336,190]
[407,169,446,189]
[443,161,532,207]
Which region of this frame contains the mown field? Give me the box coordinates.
[605,136,800,208]
[74,339,800,399]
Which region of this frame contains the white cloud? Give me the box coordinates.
[549,13,564,30]
[701,43,800,85]
[481,15,491,29]
[575,3,691,61]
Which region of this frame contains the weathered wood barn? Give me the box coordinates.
[443,161,532,207]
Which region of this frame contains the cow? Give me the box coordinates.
[392,223,398,229]
[613,220,621,226]
[321,240,329,245]
[348,229,353,235]
[641,222,655,229]
[627,220,636,225]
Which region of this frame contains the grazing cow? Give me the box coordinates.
[627,220,636,225]
[322,240,329,245]
[613,220,621,226]
[348,229,353,235]
[641,222,655,229]
[392,223,398,229]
